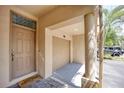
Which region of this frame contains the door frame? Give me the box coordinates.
[9,10,38,81]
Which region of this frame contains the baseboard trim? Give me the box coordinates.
[7,71,38,87]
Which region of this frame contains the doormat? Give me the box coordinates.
[27,77,69,88]
[18,74,42,88]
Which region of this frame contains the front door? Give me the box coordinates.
[11,25,35,79]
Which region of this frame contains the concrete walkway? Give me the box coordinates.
[103,60,124,88]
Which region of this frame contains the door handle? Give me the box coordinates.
[11,49,14,62]
[11,53,14,61]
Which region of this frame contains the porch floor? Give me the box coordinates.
[27,63,85,88]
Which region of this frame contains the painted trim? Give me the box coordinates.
[12,23,36,32]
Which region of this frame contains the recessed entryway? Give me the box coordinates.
[45,15,85,78]
[52,36,70,71]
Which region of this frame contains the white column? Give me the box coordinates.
[84,13,97,81]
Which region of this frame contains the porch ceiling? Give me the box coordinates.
[15,5,58,17]
[49,15,84,36]
[52,22,84,36]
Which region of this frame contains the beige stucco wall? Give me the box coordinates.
[52,36,70,71]
[72,34,85,64]
[38,5,95,78]
[0,5,95,87]
[0,5,37,87]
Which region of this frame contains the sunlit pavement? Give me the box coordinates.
[103,59,124,88]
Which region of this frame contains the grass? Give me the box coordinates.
[104,53,124,61]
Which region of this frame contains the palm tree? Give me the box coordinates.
[98,6,124,87]
[103,5,124,46]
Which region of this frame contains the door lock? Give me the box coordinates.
[11,49,14,62]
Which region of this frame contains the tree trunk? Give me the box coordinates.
[98,5,104,88]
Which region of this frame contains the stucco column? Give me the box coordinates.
[84,13,97,81]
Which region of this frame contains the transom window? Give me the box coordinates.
[11,12,36,30]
